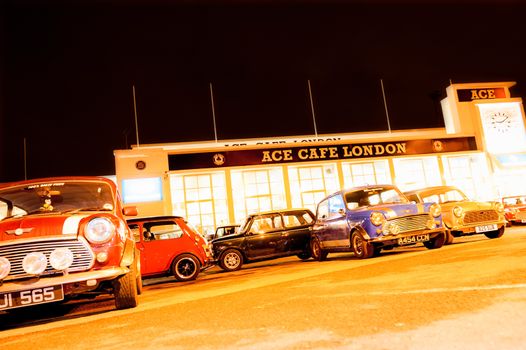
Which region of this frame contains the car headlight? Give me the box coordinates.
[453,206,463,218]
[0,257,11,279]
[22,252,47,275]
[429,203,441,218]
[370,212,386,226]
[495,202,504,213]
[85,217,116,244]
[49,247,74,270]
[382,221,399,235]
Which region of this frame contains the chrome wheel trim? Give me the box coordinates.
[353,234,364,257]
[224,252,241,269]
[176,258,197,278]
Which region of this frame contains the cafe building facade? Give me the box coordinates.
[114,81,526,236]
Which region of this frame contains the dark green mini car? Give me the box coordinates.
[211,209,315,272]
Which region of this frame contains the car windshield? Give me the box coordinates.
[0,180,115,220]
[423,189,468,204]
[238,217,252,234]
[345,187,408,208]
[503,196,526,206]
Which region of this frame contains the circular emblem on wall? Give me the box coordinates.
[213,153,225,166]
[432,140,444,152]
[135,160,147,170]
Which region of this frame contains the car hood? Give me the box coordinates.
[352,203,426,219]
[439,201,495,211]
[211,232,245,244]
[0,213,90,241]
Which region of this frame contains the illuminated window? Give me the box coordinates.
[231,168,286,222]
[122,177,162,204]
[288,164,340,213]
[170,172,228,237]
[393,157,441,192]
[442,154,493,200]
[341,160,391,188]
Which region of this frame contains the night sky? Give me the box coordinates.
[1,0,526,182]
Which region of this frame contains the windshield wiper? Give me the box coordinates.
[59,207,112,214]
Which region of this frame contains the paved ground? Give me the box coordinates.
[2,227,526,349]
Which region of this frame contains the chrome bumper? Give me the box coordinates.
[0,267,129,294]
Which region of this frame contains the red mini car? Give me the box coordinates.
[0,177,141,311]
[502,195,526,225]
[127,216,211,282]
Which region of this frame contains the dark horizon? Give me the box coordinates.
[2,1,526,182]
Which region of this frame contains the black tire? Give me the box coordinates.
[484,227,505,239]
[373,246,382,257]
[424,231,446,249]
[135,250,143,295]
[219,249,243,272]
[351,230,374,259]
[171,254,201,281]
[445,231,455,245]
[113,254,139,310]
[296,251,311,260]
[310,238,328,261]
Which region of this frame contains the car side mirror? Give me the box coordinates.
[122,206,138,216]
[338,208,346,216]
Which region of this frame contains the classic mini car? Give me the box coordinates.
[501,195,526,225]
[404,186,506,244]
[205,224,240,242]
[127,216,211,282]
[311,185,445,260]
[0,177,141,312]
[211,209,315,272]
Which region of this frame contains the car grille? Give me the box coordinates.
[464,210,499,224]
[0,238,95,281]
[514,212,526,220]
[387,214,430,234]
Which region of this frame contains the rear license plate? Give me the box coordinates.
[0,285,64,311]
[475,224,498,233]
[398,234,429,246]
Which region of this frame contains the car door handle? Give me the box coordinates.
[282,233,289,237]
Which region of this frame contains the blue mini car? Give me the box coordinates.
[311,185,445,260]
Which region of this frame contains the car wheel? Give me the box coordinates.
[445,231,454,245]
[310,238,328,261]
[351,230,374,259]
[172,254,201,281]
[484,227,505,239]
[424,231,446,249]
[296,252,311,260]
[113,253,139,310]
[219,249,243,272]
[135,250,143,295]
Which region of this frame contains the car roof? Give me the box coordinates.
[320,184,397,200]
[126,215,184,223]
[403,185,459,196]
[0,176,116,189]
[246,208,314,218]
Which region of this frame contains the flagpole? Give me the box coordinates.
[133,85,140,148]
[210,82,218,142]
[307,79,318,137]
[380,79,392,133]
